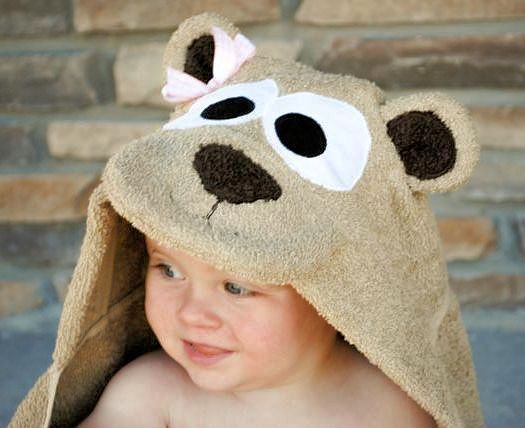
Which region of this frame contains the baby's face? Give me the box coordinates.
[144,236,337,393]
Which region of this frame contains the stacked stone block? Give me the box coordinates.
[1,0,525,318]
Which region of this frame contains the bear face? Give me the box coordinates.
[103,13,478,290]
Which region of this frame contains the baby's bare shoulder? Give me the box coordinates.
[77,349,188,427]
[351,352,437,428]
[372,379,437,428]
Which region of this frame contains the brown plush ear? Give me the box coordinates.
[162,13,239,84]
[184,34,215,83]
[381,92,479,193]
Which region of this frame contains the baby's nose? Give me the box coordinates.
[193,143,282,204]
[176,291,222,330]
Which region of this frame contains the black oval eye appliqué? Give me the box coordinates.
[201,97,255,120]
[274,113,326,157]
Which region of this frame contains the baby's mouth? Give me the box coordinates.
[184,340,232,356]
[183,339,234,365]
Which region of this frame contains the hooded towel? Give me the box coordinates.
[10,12,484,428]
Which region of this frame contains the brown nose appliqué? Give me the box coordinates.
[193,143,282,205]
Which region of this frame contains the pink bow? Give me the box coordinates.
[161,26,256,104]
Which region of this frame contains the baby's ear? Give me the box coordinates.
[381,92,479,193]
[162,13,239,84]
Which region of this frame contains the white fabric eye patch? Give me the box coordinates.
[163,79,279,130]
[163,79,371,192]
[262,92,371,191]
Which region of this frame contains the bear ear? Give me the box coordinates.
[162,13,239,84]
[381,92,480,194]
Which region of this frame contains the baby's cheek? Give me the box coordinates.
[236,311,300,360]
[145,290,178,341]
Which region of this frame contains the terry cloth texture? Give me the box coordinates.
[10,12,484,428]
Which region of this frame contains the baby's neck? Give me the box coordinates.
[227,339,358,412]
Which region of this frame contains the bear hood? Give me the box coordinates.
[10,13,483,428]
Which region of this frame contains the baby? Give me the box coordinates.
[10,12,483,428]
[78,236,436,427]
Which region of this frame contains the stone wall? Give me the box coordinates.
[1,0,525,317]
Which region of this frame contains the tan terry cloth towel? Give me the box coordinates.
[10,13,484,428]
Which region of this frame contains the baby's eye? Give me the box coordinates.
[224,282,255,297]
[154,263,184,280]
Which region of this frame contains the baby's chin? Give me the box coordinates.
[185,367,246,393]
[181,362,265,394]
[167,346,273,393]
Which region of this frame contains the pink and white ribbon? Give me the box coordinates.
[161,26,256,104]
